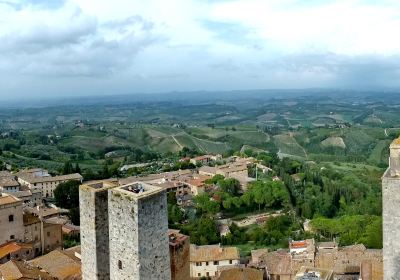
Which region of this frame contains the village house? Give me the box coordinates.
[28,248,82,279]
[0,242,34,264]
[17,169,82,198]
[216,267,264,280]
[0,259,54,279]
[190,154,222,166]
[0,192,23,245]
[190,244,240,278]
[0,172,20,193]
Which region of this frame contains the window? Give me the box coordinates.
[47,232,50,237]
[10,235,15,240]
[118,260,123,270]
[8,215,14,222]
[206,262,209,266]
[213,261,219,265]
[206,272,209,276]
[198,273,201,277]
[229,260,233,264]
[196,262,202,266]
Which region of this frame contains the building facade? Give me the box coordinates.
[382,138,400,280]
[190,244,240,278]
[0,192,23,244]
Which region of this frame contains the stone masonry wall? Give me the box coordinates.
[80,186,111,280]
[108,189,171,280]
[382,174,400,280]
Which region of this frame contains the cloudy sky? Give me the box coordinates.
[1,0,400,99]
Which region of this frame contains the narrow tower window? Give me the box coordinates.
[118,260,123,270]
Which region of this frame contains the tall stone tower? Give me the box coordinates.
[108,182,171,280]
[382,138,400,280]
[79,180,118,280]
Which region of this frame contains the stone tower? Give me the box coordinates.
[382,138,400,280]
[79,180,118,280]
[108,182,171,280]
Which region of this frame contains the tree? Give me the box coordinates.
[194,193,220,216]
[63,161,73,175]
[74,163,81,174]
[54,180,80,209]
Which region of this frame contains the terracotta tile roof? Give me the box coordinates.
[218,267,264,280]
[185,178,206,187]
[29,250,81,280]
[0,242,33,259]
[190,245,240,262]
[0,177,19,188]
[0,193,21,206]
[0,260,23,279]
[264,251,292,275]
[291,241,308,249]
[23,213,41,226]
[18,173,83,184]
[0,260,53,280]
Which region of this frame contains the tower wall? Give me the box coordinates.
[80,182,117,280]
[108,183,171,280]
[383,139,400,280]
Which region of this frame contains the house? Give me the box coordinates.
[17,169,82,198]
[62,223,80,237]
[190,244,240,278]
[264,250,293,280]
[28,249,82,279]
[0,174,20,193]
[249,248,269,268]
[190,154,222,166]
[0,192,23,245]
[0,260,54,279]
[0,242,34,264]
[216,267,264,280]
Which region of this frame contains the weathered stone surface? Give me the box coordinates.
[382,138,400,280]
[108,183,171,280]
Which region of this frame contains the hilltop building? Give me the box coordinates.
[17,168,82,198]
[382,137,400,280]
[189,244,240,278]
[79,180,171,280]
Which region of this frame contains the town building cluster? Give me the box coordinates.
[0,138,397,280]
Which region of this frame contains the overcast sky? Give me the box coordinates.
[1,0,400,99]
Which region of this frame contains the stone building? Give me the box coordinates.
[80,180,171,280]
[108,182,171,280]
[169,229,190,280]
[17,169,82,198]
[79,180,118,280]
[382,137,400,280]
[189,244,240,278]
[0,192,23,244]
